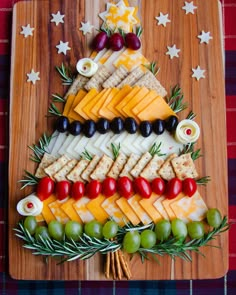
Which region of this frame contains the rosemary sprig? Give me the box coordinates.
[28,133,52,163]
[18,170,39,189]
[14,217,229,263]
[166,85,188,113]
[48,103,62,117]
[81,149,93,161]
[111,143,121,159]
[52,93,65,103]
[149,142,165,157]
[180,143,202,160]
[186,111,196,120]
[196,176,211,186]
[135,26,143,38]
[144,62,160,76]
[55,63,75,86]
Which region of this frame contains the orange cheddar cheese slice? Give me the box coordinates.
[35,214,45,223]
[86,194,109,224]
[116,197,140,226]
[60,198,82,223]
[127,194,152,225]
[74,88,98,120]
[67,89,87,122]
[139,192,163,223]
[170,191,208,223]
[48,199,70,224]
[137,96,177,121]
[73,197,95,223]
[115,86,140,118]
[132,90,159,116]
[41,194,57,224]
[98,49,113,65]
[113,49,149,71]
[99,88,120,119]
[63,94,76,117]
[153,196,170,220]
[91,88,113,119]
[161,193,184,220]
[101,193,128,227]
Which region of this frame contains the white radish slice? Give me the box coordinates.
[57,134,76,156]
[66,135,83,159]
[50,132,69,156]
[46,130,59,154]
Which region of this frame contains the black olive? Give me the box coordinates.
[124,117,138,134]
[83,120,96,138]
[69,121,82,136]
[152,119,165,135]
[110,117,124,134]
[96,118,110,134]
[139,121,152,137]
[56,116,69,133]
[165,116,179,132]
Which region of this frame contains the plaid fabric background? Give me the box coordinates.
[0,0,235,294]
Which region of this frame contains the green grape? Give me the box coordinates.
[48,220,64,241]
[84,220,103,239]
[65,221,83,241]
[171,218,188,241]
[102,220,118,239]
[187,221,205,239]
[206,208,222,228]
[23,216,37,235]
[140,229,156,249]
[123,230,141,254]
[35,226,50,241]
[155,220,171,241]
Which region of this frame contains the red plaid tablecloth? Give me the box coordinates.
[0,0,236,293]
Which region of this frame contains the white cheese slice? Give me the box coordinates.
[57,134,76,156]
[66,135,83,159]
[121,133,140,155]
[93,48,107,63]
[73,197,95,223]
[50,132,69,156]
[46,130,59,154]
[153,196,170,220]
[74,136,90,156]
[133,135,145,154]
[127,195,152,225]
[140,133,157,151]
[104,48,126,72]
[85,133,102,156]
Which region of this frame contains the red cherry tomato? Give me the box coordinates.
[182,178,197,197]
[117,176,134,199]
[133,177,152,198]
[165,178,182,199]
[36,176,55,201]
[108,33,124,51]
[102,177,117,197]
[86,180,102,199]
[55,181,71,201]
[71,181,85,200]
[151,178,166,195]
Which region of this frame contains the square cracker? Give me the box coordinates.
[158,153,177,181]
[171,153,198,180]
[35,153,57,178]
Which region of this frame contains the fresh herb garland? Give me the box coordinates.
[14,217,230,264]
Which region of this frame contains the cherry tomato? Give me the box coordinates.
[165,178,182,199]
[133,177,152,198]
[151,178,166,195]
[55,181,71,201]
[71,181,85,200]
[182,178,197,197]
[36,176,55,201]
[92,31,109,51]
[102,177,117,197]
[108,33,124,51]
[117,176,133,199]
[86,180,102,199]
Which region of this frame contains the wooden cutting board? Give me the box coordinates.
[8,0,228,280]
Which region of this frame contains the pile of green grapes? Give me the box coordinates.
[23,208,223,254]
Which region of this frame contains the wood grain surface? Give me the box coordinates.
[8,0,228,280]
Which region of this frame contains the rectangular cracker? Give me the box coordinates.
[84,65,111,92]
[107,153,127,180]
[67,159,90,182]
[44,154,71,179]
[81,155,100,182]
[102,66,129,88]
[119,153,140,180]
[35,153,57,178]
[140,154,164,181]
[90,155,114,182]
[171,153,198,180]
[117,66,145,88]
[64,74,89,100]
[53,159,78,182]
[158,153,177,181]
[130,152,152,178]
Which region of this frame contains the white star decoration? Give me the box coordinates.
[198,31,213,44]
[56,41,71,55]
[79,21,94,35]
[155,12,171,27]
[20,24,34,38]
[182,1,197,14]
[192,66,205,81]
[27,70,40,84]
[166,45,180,59]
[51,11,65,26]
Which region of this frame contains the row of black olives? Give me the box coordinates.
[55,116,179,138]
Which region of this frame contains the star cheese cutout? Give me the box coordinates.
[27,69,40,84]
[20,24,34,38]
[166,45,180,59]
[198,30,213,44]
[192,66,205,81]
[51,11,65,26]
[56,41,71,55]
[182,1,197,14]
[79,21,94,35]
[155,12,171,27]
